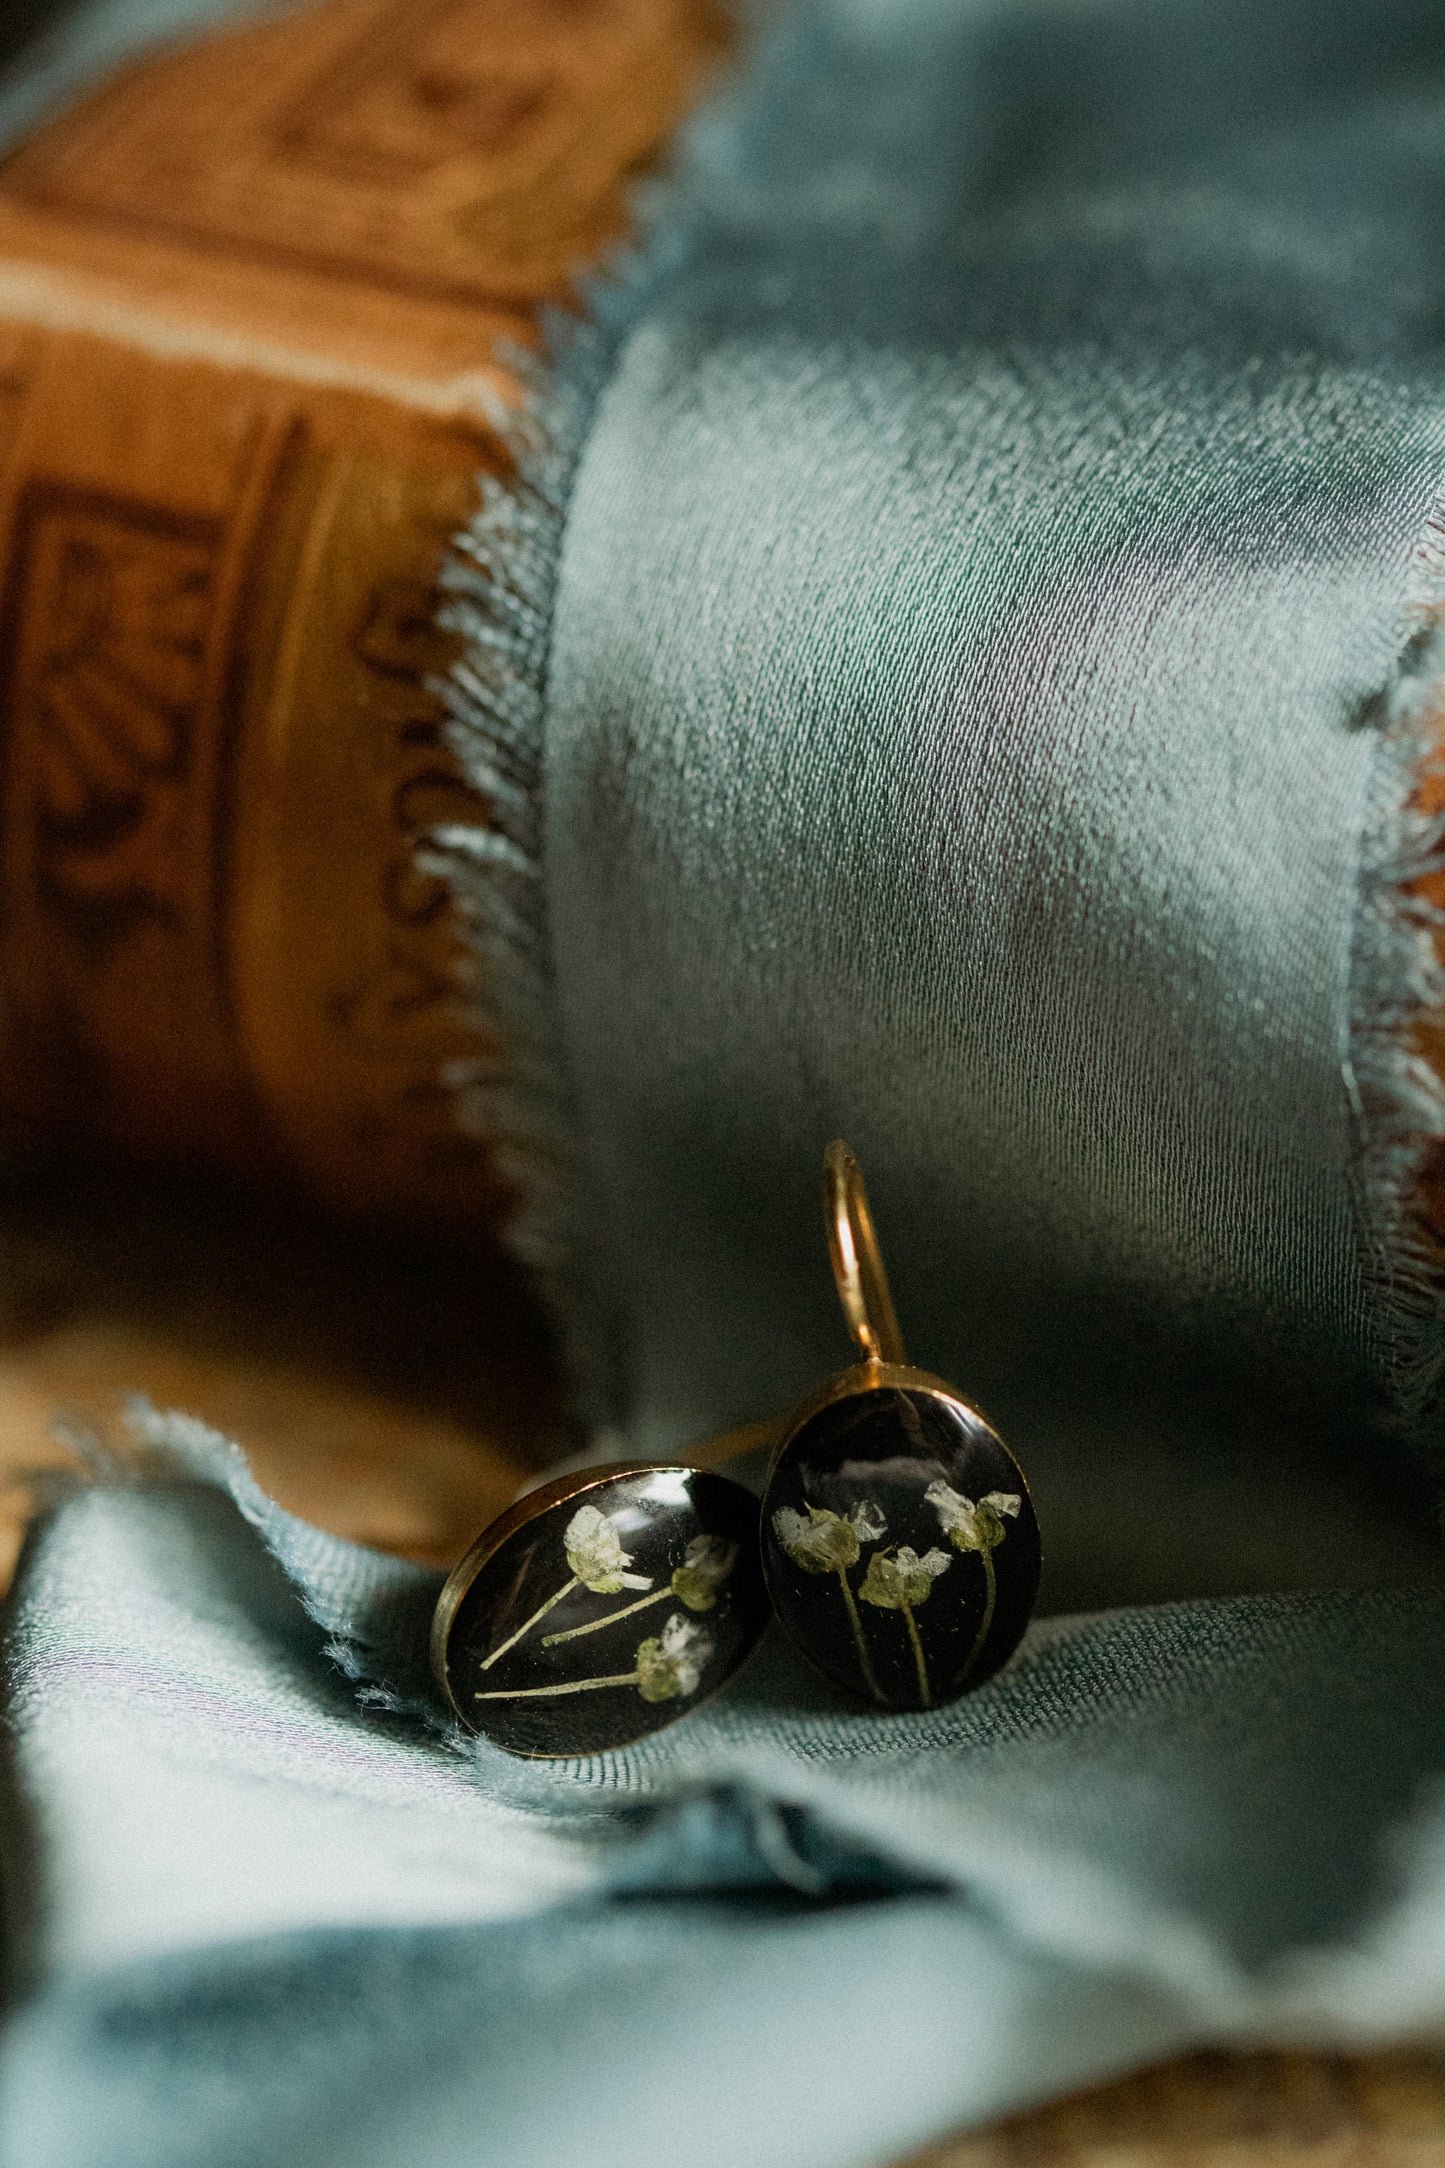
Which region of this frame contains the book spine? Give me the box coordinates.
[0,317,514,1236]
[0,0,726,1239]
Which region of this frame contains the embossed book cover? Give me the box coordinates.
[0,0,721,1235]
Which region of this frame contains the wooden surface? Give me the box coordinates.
[902,2049,1445,2166]
[0,1161,1442,2167]
[0,1157,558,1580]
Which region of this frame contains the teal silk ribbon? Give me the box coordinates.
[3,1421,1445,2167]
[517,0,1445,1481]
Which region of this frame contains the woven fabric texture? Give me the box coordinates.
[1,1423,1444,2167]
[514,0,1445,1463]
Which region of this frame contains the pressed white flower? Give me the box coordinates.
[476,1613,713,1710]
[542,1532,739,1649]
[635,1613,711,1702]
[479,1502,652,1672]
[668,1534,737,1611]
[924,1480,1020,1555]
[924,1479,1022,1686]
[772,1501,886,1574]
[563,1504,653,1594]
[858,1545,952,1610]
[771,1500,887,1704]
[849,1499,888,1543]
[859,1545,952,1706]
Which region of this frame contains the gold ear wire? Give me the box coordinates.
[823,1140,906,1368]
[765,1146,1039,1711]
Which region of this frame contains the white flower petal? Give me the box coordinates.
[925,1480,981,1540]
[772,1507,809,1547]
[850,1499,887,1542]
[660,1612,706,1657]
[564,1501,651,1592]
[564,1504,607,1548]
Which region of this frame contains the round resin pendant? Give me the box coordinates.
[762,1369,1039,1709]
[433,1464,768,1758]
[760,1145,1041,1712]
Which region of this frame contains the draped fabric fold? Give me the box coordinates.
[505,0,1445,1462]
[7,1,1445,2161]
[3,1432,1445,2166]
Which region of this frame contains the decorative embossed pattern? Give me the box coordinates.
[0,0,727,305]
[0,0,725,1228]
[0,380,284,1165]
[5,482,218,953]
[224,432,517,1231]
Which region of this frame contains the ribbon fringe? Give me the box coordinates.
[1349,607,1445,1443]
[426,247,679,1423]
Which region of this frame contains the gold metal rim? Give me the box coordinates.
[764,1361,1013,1479]
[762,1362,1038,1554]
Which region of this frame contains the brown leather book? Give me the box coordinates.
[0,0,724,1239]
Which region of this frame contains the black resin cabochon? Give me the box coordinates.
[443,1468,768,1756]
[762,1385,1040,1711]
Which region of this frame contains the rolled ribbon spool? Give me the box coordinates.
[5,0,1445,1517]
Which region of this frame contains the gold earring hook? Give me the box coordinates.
[824,1140,906,1367]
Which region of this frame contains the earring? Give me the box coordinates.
[433,1463,769,1757]
[760,1142,1041,1713]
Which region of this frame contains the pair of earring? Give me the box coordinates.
[432,1143,1042,1758]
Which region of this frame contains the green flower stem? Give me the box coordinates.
[542,1587,669,1647]
[900,1600,931,1707]
[480,1575,578,1671]
[476,1669,641,1700]
[963,1551,997,1680]
[838,1569,885,1704]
